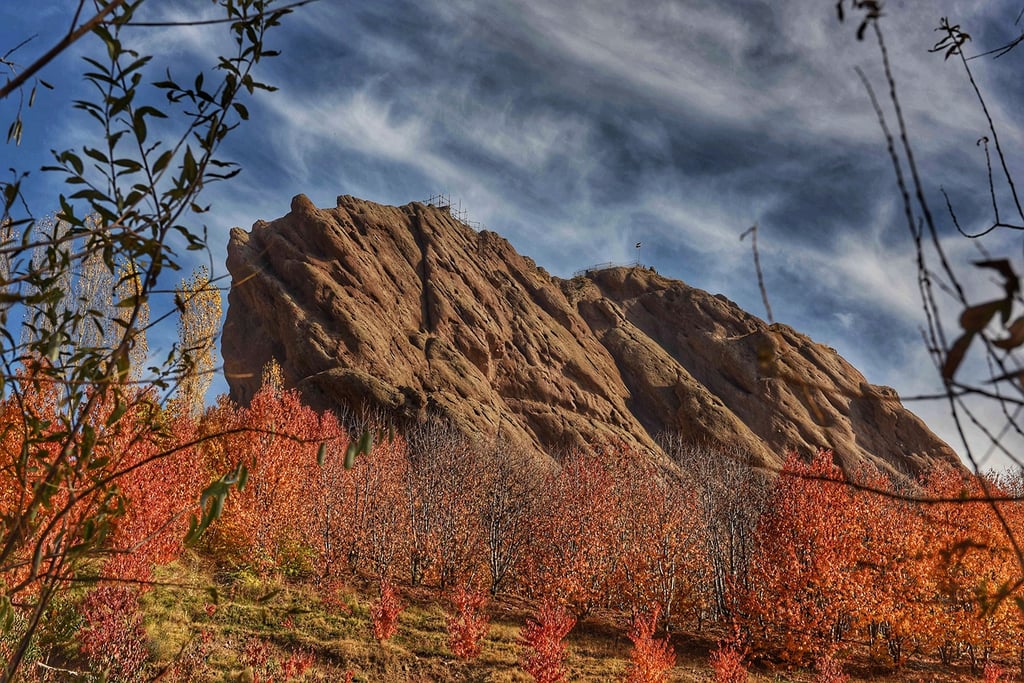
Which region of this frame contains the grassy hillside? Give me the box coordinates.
[127,552,998,682]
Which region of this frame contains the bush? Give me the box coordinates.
[984,662,1014,683]
[519,601,576,683]
[446,585,491,659]
[623,606,676,683]
[709,639,749,683]
[814,650,849,683]
[371,579,403,642]
[79,585,149,681]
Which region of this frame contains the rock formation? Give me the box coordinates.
[222,194,960,474]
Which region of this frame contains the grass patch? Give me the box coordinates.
[74,555,1000,682]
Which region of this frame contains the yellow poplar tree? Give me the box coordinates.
[75,214,115,352]
[175,265,222,417]
[261,357,285,394]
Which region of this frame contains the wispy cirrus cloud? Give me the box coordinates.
[4,0,1024,467]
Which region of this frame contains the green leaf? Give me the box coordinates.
[257,589,282,604]
[31,541,44,577]
[81,424,97,462]
[84,146,109,164]
[106,399,128,427]
[135,105,167,120]
[183,147,197,181]
[358,429,373,456]
[114,158,143,173]
[152,149,173,174]
[344,440,358,470]
[115,350,131,381]
[87,456,110,471]
[134,116,147,144]
[0,596,14,633]
[6,117,22,145]
[60,150,83,176]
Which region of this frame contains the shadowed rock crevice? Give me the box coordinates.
[410,207,435,335]
[222,194,960,475]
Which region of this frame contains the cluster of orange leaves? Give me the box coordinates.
[739,449,1024,671]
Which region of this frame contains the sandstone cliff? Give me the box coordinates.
[222,194,960,474]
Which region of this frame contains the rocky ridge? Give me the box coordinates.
[222,194,960,474]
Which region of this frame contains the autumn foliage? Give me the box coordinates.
[4,371,1024,679]
[371,579,404,642]
[446,585,491,659]
[709,640,749,683]
[79,584,149,682]
[623,606,676,683]
[519,601,576,683]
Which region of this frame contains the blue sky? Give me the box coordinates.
[3,0,1024,469]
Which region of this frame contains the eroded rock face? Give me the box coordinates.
[222,194,960,474]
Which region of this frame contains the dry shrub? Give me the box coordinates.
[814,650,849,683]
[985,662,1014,683]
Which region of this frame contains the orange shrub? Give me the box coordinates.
[519,601,576,683]
[623,605,676,683]
[446,585,491,659]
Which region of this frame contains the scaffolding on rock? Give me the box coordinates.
[423,193,486,231]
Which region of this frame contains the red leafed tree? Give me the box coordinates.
[371,578,404,642]
[915,467,1024,673]
[623,605,676,683]
[523,448,620,613]
[0,368,83,604]
[199,384,330,573]
[519,601,576,683]
[102,394,209,583]
[0,363,236,676]
[0,365,205,595]
[446,584,491,659]
[844,465,928,666]
[739,449,858,665]
[609,445,704,629]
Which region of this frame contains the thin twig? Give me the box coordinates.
[121,0,318,27]
[0,1,129,102]
[739,223,774,325]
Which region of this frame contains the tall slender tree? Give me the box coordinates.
[174,265,221,416]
